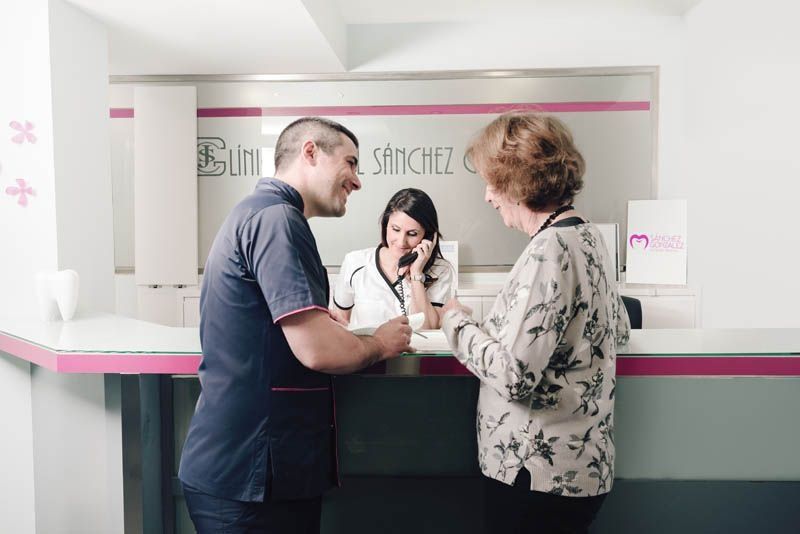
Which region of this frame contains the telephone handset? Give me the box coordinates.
[397,251,419,269]
[398,232,437,269]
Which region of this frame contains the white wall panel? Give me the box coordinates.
[134,86,198,285]
[112,72,654,269]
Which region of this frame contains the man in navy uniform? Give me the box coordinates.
[179,117,413,533]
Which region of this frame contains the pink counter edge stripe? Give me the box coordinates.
[58,353,201,374]
[617,356,800,376]
[109,101,650,119]
[0,333,59,371]
[418,356,800,377]
[1,332,200,374]
[4,332,799,376]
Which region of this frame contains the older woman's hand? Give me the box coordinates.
[442,297,473,317]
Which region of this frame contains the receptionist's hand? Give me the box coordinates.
[372,315,414,358]
[442,297,473,317]
[329,307,349,327]
[409,234,437,278]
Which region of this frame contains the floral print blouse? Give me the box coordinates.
[442,220,631,496]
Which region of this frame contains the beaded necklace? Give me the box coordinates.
[532,204,574,238]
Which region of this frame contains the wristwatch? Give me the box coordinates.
[410,273,426,283]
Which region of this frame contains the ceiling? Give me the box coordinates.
[64,0,703,75]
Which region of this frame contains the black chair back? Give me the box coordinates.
[620,296,643,329]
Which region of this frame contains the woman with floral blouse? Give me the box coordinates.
[441,111,631,533]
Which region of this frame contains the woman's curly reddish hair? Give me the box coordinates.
[466,111,585,211]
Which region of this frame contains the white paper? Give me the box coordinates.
[349,312,425,336]
[625,200,687,285]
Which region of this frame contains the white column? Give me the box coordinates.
[1,1,122,532]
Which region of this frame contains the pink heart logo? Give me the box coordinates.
[629,234,649,249]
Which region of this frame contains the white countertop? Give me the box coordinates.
[411,328,800,356]
[0,313,201,354]
[1,313,799,375]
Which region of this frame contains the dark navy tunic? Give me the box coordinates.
[178,178,337,502]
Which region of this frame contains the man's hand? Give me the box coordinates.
[371,315,414,359]
[281,309,410,374]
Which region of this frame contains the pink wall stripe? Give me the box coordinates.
[109,101,650,119]
[198,107,263,117]
[109,108,134,118]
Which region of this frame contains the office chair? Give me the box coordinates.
[620,295,643,329]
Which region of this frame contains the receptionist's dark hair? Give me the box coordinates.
[379,188,445,280]
[274,117,359,172]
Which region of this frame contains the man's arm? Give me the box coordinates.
[280,310,413,374]
[329,306,352,326]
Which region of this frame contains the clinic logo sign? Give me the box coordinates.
[629,234,649,249]
[197,137,261,177]
[198,137,226,176]
[629,233,684,252]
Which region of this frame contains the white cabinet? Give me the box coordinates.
[638,296,696,329]
[173,277,697,329]
[182,297,201,327]
[176,286,202,327]
[457,284,697,329]
[134,86,198,286]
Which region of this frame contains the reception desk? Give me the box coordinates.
[2,314,800,533]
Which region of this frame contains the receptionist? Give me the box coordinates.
[331,188,455,330]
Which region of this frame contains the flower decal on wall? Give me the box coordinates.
[10,121,37,144]
[6,178,35,207]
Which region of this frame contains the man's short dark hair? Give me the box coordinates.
[274,117,359,172]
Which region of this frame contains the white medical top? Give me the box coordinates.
[333,246,456,329]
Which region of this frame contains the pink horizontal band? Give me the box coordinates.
[616,356,800,377]
[271,387,330,392]
[109,101,650,119]
[5,332,799,377]
[58,353,201,374]
[1,332,200,374]
[0,333,59,370]
[109,108,134,118]
[273,305,330,323]
[417,355,800,377]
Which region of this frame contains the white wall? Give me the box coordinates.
[348,9,800,328]
[348,16,687,202]
[0,1,54,530]
[1,2,122,532]
[30,369,121,534]
[0,356,37,533]
[0,0,59,319]
[685,0,800,327]
[49,0,116,314]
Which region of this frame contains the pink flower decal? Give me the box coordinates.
[6,178,35,207]
[10,121,37,144]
